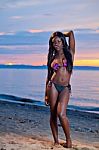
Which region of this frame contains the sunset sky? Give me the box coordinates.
[0,0,99,66]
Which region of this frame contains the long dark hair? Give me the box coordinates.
[47,31,73,81]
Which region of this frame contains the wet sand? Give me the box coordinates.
[0,100,99,150]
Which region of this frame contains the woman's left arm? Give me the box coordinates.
[64,31,75,60]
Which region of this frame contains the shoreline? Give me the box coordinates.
[0,94,99,115]
[0,100,99,149]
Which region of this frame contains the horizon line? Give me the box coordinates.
[0,64,99,68]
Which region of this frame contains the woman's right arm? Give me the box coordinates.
[45,67,51,106]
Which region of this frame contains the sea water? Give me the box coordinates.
[0,68,99,113]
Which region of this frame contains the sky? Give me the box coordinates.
[0,0,99,66]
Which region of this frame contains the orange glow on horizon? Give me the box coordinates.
[6,62,14,65]
[28,29,43,33]
[5,60,99,67]
[74,59,99,67]
[6,62,13,65]
[2,56,99,67]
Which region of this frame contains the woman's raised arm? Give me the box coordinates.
[64,30,75,54]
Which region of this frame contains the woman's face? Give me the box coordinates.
[52,36,63,51]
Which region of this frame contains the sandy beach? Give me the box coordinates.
[0,100,99,150]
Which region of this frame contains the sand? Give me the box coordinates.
[0,101,99,150]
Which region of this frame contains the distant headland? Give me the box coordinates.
[0,64,99,70]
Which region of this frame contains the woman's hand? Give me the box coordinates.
[45,81,52,106]
[45,96,49,106]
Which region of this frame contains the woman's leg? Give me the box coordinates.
[57,88,72,148]
[49,83,59,144]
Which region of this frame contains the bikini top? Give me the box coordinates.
[52,59,67,71]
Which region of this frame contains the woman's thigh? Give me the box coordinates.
[57,88,70,114]
[49,83,58,111]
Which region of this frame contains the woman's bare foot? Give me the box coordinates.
[61,139,72,148]
[66,138,72,148]
[54,142,61,148]
[54,141,59,145]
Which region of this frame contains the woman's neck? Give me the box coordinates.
[57,51,64,57]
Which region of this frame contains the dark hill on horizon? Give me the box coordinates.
[0,64,99,70]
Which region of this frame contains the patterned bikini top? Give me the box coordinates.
[51,59,67,71]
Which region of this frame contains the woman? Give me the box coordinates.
[45,31,75,148]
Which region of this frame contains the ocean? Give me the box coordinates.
[0,68,99,114]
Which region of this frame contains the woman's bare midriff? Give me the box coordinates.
[51,67,71,86]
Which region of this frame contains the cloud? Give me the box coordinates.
[0,32,5,35]
[0,31,51,45]
[10,16,23,20]
[0,53,47,65]
[0,45,48,55]
[0,0,98,65]
[0,31,15,36]
[0,29,98,62]
[74,28,96,33]
[43,13,53,17]
[0,31,98,65]
[0,0,41,9]
[28,29,44,33]
[0,0,99,32]
[96,29,99,33]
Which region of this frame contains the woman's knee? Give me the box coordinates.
[57,111,66,120]
[50,109,57,119]
[57,104,67,120]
